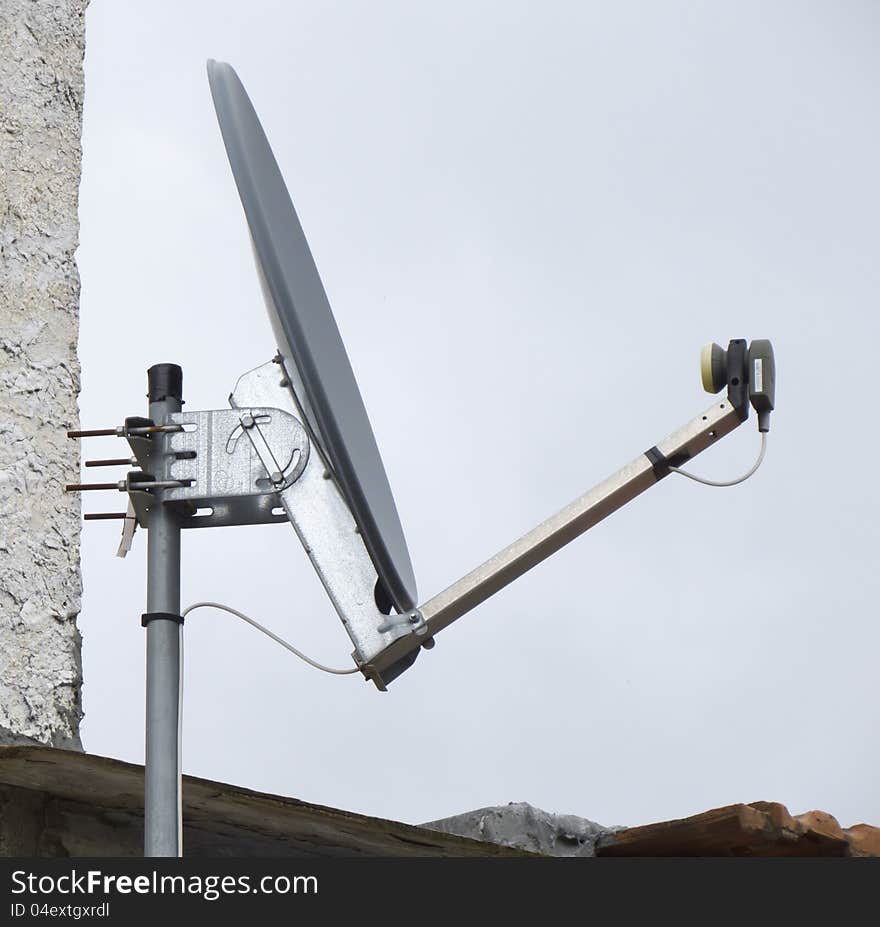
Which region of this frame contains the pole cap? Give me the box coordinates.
[147,364,183,404]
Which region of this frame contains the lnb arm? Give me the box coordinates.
[365,336,776,684]
[365,394,742,679]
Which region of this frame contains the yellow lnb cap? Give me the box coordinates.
[700,342,727,393]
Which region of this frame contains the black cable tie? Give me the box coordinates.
[645,446,670,480]
[645,446,691,481]
[141,612,184,627]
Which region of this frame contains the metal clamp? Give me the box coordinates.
[377,608,428,636]
[116,406,311,531]
[141,612,184,627]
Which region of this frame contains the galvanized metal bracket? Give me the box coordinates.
[124,406,310,532]
[230,360,420,689]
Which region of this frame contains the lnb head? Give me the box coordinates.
[700,339,775,432]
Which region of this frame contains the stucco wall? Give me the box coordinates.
[0,1,87,747]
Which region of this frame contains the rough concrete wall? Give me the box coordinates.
[0,1,87,747]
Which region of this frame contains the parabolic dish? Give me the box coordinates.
[207,60,417,613]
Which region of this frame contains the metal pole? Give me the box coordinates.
[144,364,183,857]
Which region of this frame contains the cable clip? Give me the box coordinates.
[141,612,185,627]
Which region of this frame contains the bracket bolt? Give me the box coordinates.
[241,414,255,429]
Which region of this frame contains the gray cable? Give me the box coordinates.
[182,601,360,675]
[670,432,767,487]
[174,603,357,840]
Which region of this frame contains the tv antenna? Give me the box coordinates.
[67,62,777,857]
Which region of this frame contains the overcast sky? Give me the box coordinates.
[76,1,880,829]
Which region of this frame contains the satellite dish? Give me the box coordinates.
[65,58,777,858]
[65,59,778,859]
[206,59,417,615]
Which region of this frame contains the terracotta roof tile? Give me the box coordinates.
[597,801,877,857]
[844,824,880,858]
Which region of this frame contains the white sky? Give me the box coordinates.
[76,1,880,829]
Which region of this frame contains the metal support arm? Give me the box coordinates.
[366,396,743,678]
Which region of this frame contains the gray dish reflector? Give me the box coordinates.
[207,60,417,613]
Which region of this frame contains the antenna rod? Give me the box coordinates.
[86,457,136,468]
[67,424,183,438]
[143,363,184,858]
[67,427,118,438]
